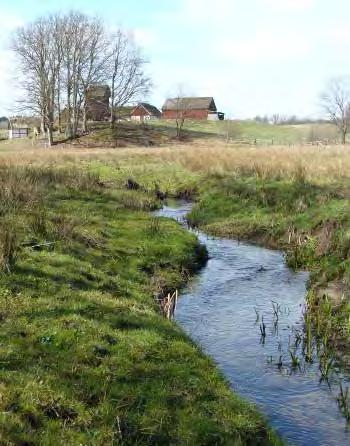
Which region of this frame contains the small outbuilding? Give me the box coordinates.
[9,127,29,139]
[162,97,224,121]
[130,103,161,122]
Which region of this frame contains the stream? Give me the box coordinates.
[155,201,350,446]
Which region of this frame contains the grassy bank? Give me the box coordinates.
[52,141,349,368]
[187,176,350,361]
[173,148,350,367]
[0,164,279,445]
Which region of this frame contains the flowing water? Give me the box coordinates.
[155,201,350,446]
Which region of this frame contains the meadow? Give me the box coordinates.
[0,142,282,445]
[148,119,340,145]
[0,125,349,443]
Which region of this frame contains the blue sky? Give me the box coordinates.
[1,0,350,118]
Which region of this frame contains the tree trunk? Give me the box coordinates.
[341,130,346,145]
[72,115,78,138]
[82,103,87,133]
[110,83,115,129]
[66,67,73,139]
[46,125,53,147]
[57,83,61,133]
[40,115,45,134]
[71,105,77,139]
[176,118,184,139]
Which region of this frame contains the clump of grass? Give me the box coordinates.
[145,217,161,237]
[293,164,307,185]
[115,190,159,211]
[289,350,300,368]
[30,209,48,237]
[51,215,79,240]
[304,312,314,363]
[319,355,334,383]
[272,301,281,320]
[337,382,350,422]
[0,218,19,273]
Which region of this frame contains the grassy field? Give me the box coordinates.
[0,119,340,149]
[149,119,339,145]
[12,138,345,366]
[0,151,281,444]
[81,141,348,367]
[0,130,349,443]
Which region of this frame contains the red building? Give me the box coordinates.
[162,97,224,120]
[130,103,161,121]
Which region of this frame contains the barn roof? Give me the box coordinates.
[133,103,161,116]
[162,97,216,111]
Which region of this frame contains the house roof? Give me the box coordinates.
[132,103,161,116]
[162,97,216,111]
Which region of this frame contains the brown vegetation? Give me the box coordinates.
[1,141,349,186]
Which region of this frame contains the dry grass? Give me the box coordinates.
[1,139,350,186]
[154,142,350,185]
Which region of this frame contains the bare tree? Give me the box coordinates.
[61,11,89,139]
[60,13,109,135]
[163,86,189,139]
[321,77,350,144]
[79,18,109,132]
[13,17,59,146]
[224,119,241,143]
[13,12,152,143]
[108,30,151,128]
[174,97,187,139]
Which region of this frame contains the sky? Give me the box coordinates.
[1,0,350,118]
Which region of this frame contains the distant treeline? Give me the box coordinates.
[253,114,330,125]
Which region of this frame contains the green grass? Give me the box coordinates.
[0,165,280,445]
[48,144,350,370]
[81,142,349,367]
[2,132,349,442]
[149,119,339,145]
[0,120,341,150]
[75,147,350,365]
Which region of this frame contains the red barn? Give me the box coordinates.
[130,103,161,122]
[162,97,224,120]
